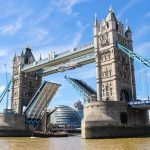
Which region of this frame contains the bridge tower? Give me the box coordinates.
[95,7,136,102]
[82,7,149,138]
[11,48,41,114]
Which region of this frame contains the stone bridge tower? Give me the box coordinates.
[94,6,136,102]
[11,48,41,114]
[82,7,149,139]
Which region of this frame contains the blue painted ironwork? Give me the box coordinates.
[25,118,40,125]
[0,81,11,103]
[117,43,150,68]
[65,76,96,102]
[128,100,150,109]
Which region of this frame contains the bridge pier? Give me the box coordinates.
[82,101,150,138]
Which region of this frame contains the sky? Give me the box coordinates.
[0,0,150,111]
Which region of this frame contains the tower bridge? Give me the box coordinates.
[1,6,150,138]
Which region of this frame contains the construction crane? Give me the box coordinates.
[0,81,11,103]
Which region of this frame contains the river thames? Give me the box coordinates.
[0,136,150,150]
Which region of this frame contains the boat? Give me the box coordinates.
[32,131,69,138]
[51,132,69,137]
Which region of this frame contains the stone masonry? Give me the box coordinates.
[82,7,149,139]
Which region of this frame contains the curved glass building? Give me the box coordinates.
[50,105,82,128]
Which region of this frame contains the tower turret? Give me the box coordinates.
[93,13,99,36]
[125,20,132,41]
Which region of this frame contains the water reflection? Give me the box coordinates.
[0,136,150,150]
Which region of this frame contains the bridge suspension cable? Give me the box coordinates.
[117,43,150,68]
[140,62,145,99]
[117,43,150,100]
[145,68,149,99]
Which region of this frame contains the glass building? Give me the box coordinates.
[50,105,82,128]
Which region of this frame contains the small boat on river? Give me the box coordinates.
[32,131,69,138]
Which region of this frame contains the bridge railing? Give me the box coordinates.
[55,43,93,58]
[129,100,150,105]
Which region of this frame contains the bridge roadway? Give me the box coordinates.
[21,43,94,75]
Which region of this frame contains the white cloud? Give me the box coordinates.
[51,0,85,14]
[117,0,141,18]
[0,49,8,57]
[0,18,22,35]
[32,20,84,60]
[29,28,49,44]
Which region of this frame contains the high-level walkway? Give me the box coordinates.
[22,43,94,75]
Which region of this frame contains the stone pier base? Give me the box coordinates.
[82,101,150,139]
[0,113,32,137]
[82,125,150,139]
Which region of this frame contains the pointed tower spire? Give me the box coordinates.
[106,5,116,22]
[125,19,131,32]
[109,5,113,12]
[126,19,128,30]
[94,13,99,27]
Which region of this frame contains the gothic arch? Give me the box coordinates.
[120,89,131,102]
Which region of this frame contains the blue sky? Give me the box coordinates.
[0,0,150,111]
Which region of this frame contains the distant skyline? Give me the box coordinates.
[0,0,150,111]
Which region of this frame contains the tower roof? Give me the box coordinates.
[23,47,35,64]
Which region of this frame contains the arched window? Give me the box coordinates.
[120,89,131,102]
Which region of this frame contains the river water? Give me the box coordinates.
[0,136,150,150]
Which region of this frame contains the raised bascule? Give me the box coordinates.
[0,6,150,138]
